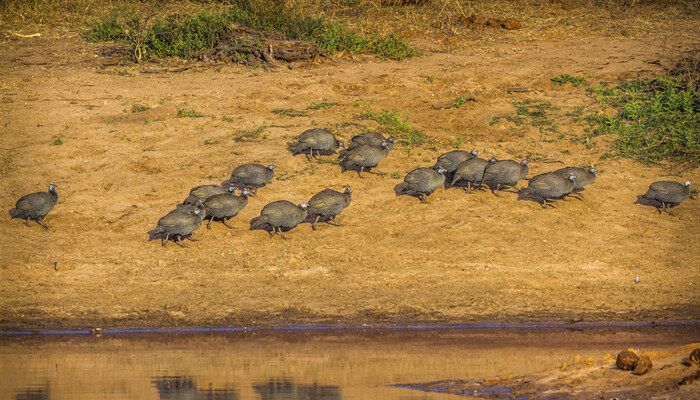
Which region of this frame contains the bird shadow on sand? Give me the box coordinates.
[634,195,680,214]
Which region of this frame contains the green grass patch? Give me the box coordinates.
[357,107,425,149]
[551,74,588,87]
[307,101,340,110]
[131,104,150,113]
[451,95,473,108]
[177,107,204,118]
[50,135,63,146]
[84,2,416,62]
[272,108,308,117]
[585,74,699,165]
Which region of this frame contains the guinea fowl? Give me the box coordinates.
[203,187,249,229]
[148,203,204,247]
[402,167,446,203]
[183,184,228,205]
[307,185,352,230]
[339,141,390,178]
[9,184,58,229]
[636,180,692,215]
[554,167,596,191]
[222,163,275,195]
[434,150,478,174]
[481,159,529,196]
[451,157,495,192]
[518,173,576,208]
[289,128,344,160]
[251,200,308,238]
[346,132,396,151]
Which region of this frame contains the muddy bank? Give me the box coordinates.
[1,31,699,332]
[401,343,700,399]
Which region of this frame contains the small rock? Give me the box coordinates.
[616,350,639,371]
[632,355,652,375]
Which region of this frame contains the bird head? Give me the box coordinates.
[49,184,57,191]
[589,167,597,174]
[685,180,691,186]
[569,175,576,181]
[437,167,446,174]
[470,149,478,156]
[228,185,236,192]
[521,159,528,165]
[339,140,345,148]
[344,185,352,194]
[193,208,200,215]
[380,140,388,147]
[387,136,396,143]
[299,202,308,209]
[268,164,276,170]
[242,189,250,196]
[489,158,497,163]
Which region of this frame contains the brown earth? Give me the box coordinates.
[0,25,698,331]
[401,343,700,399]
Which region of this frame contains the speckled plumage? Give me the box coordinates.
[9,184,58,229]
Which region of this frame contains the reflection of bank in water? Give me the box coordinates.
[15,385,49,400]
[152,376,239,400]
[254,378,341,400]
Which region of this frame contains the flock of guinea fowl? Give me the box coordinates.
[8,127,693,246]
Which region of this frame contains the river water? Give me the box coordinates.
[1,325,697,400]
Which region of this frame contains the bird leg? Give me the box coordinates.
[312,215,320,230]
[35,219,49,230]
[24,218,31,227]
[184,235,198,242]
[206,218,212,229]
[662,203,675,216]
[280,232,288,240]
[221,219,233,229]
[492,184,501,197]
[358,167,364,179]
[367,170,387,176]
[269,227,278,238]
[327,216,342,226]
[418,193,429,204]
[163,232,170,247]
[465,182,472,193]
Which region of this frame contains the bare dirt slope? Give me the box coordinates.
[0,30,698,330]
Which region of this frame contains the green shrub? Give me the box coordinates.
[84,2,416,61]
[551,74,588,87]
[586,75,699,165]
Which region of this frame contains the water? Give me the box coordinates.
[0,326,697,400]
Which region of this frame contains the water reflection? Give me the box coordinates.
[152,376,239,400]
[15,386,49,400]
[254,378,341,400]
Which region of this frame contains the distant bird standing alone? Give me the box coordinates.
[9,184,58,229]
[636,180,692,216]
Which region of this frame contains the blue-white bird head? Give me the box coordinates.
[193,208,200,215]
[339,141,345,148]
[381,140,388,147]
[685,180,691,186]
[268,164,276,170]
[228,185,236,192]
[489,158,497,163]
[242,189,250,195]
[470,149,478,156]
[589,167,597,174]
[299,202,308,209]
[387,136,396,143]
[437,167,446,174]
[49,184,56,191]
[569,175,576,181]
[344,185,352,194]
[521,159,528,165]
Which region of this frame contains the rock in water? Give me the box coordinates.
[289,128,343,159]
[616,350,639,371]
[632,355,652,375]
[307,185,352,230]
[250,200,308,239]
[403,167,446,203]
[9,184,58,229]
[223,163,275,194]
